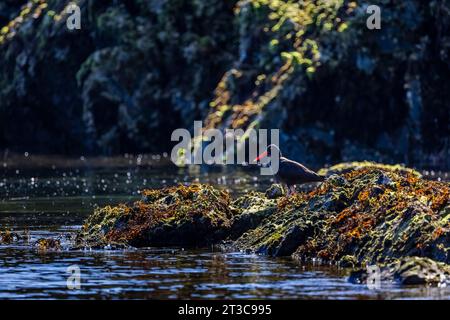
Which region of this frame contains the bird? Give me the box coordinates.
[254,144,325,195]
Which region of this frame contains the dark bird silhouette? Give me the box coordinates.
[255,144,325,195]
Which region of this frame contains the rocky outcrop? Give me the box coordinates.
[349,257,450,286]
[75,182,279,248]
[77,166,450,269]
[202,0,450,168]
[291,169,449,266]
[318,161,422,178]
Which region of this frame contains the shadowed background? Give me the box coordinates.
[0,0,449,169]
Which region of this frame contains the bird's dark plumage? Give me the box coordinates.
[255,144,324,194]
[278,157,325,186]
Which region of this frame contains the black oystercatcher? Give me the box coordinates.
[255,144,325,195]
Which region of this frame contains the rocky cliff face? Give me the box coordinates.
[203,0,450,168]
[0,1,449,168]
[0,0,237,154]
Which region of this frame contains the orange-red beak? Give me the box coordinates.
[254,150,268,162]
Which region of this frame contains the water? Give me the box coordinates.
[0,154,449,299]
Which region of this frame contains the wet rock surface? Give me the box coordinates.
[77,165,450,278]
[349,257,450,286]
[0,1,449,168]
[75,183,279,248]
[318,161,422,178]
[76,184,235,248]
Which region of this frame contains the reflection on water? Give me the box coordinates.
[0,154,449,299]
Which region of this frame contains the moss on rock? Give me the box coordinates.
[77,165,449,274]
[292,168,449,265]
[77,183,279,248]
[318,161,422,178]
[233,166,449,267]
[230,191,277,239]
[77,184,234,248]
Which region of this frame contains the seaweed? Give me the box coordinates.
[78,165,449,267]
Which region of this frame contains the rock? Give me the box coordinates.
[202,0,450,168]
[349,257,450,286]
[1,1,449,166]
[36,238,61,251]
[233,193,318,256]
[0,230,21,244]
[318,161,422,178]
[292,168,450,265]
[0,0,237,154]
[340,255,358,268]
[77,165,450,271]
[230,191,277,239]
[76,184,234,247]
[77,184,279,248]
[231,166,449,264]
[265,184,285,199]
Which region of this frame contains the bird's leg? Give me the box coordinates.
[286,185,295,197]
[289,185,297,196]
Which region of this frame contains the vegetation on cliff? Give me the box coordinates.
[0,1,449,169]
[203,0,450,168]
[0,0,237,154]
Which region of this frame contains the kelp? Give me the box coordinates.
[233,167,449,266]
[77,184,235,247]
[78,165,449,268]
[0,230,21,244]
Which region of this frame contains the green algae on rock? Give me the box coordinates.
[77,184,234,248]
[318,161,422,178]
[233,192,319,256]
[292,169,449,265]
[77,183,279,248]
[230,191,277,240]
[234,167,449,267]
[77,166,449,272]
